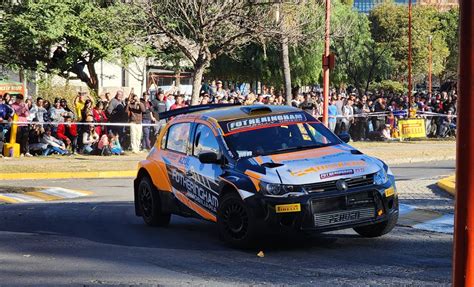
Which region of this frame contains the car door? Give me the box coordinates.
[184,122,224,221]
[160,122,194,204]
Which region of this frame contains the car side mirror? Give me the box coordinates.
[338,133,351,143]
[198,151,220,164]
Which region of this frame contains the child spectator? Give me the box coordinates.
[57,115,78,154]
[98,133,111,155]
[109,132,124,155]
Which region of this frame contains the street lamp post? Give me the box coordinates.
[453,1,474,286]
[428,35,433,95]
[322,0,330,127]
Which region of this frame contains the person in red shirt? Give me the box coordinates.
[92,101,108,136]
[170,95,188,110]
[56,115,78,154]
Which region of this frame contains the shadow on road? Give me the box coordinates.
[0,201,453,285]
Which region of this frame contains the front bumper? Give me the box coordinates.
[246,183,399,233]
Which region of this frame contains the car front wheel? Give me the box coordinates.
[217,192,258,248]
[353,212,398,237]
[138,176,171,227]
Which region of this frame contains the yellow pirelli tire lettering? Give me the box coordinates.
[275,203,301,213]
[385,187,395,197]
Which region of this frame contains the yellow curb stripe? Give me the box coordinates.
[25,191,62,201]
[0,195,21,203]
[437,175,455,196]
[0,170,136,181]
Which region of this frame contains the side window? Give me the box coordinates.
[166,123,191,154]
[193,124,220,156]
[160,129,168,149]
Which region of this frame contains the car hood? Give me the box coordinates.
[240,144,383,185]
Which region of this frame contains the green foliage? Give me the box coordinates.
[369,2,450,82]
[36,75,78,106]
[0,0,148,92]
[436,8,459,82]
[371,80,406,94]
[331,10,394,94]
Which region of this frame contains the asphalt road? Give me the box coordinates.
[0,160,455,286]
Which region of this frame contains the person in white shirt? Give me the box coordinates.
[41,126,68,155]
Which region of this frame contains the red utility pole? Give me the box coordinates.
[453,1,474,286]
[407,0,413,113]
[428,35,432,95]
[322,0,330,126]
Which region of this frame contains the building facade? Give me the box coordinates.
[353,0,457,13]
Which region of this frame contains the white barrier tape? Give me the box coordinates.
[3,121,162,127]
[3,111,455,126]
[416,111,457,118]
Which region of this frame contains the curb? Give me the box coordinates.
[0,156,455,180]
[0,170,136,181]
[0,187,92,204]
[384,155,455,165]
[437,175,455,196]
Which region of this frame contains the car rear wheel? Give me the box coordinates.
[138,176,171,227]
[353,212,398,238]
[217,192,258,248]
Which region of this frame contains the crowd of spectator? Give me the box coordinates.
[0,79,457,157]
[195,81,457,141]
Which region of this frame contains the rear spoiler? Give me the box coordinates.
[158,103,240,120]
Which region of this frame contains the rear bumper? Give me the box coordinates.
[246,184,398,233]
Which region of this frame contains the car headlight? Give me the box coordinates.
[260,182,305,196]
[374,168,388,185]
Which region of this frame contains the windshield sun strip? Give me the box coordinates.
[222,121,322,136]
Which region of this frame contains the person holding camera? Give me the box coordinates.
[126,92,145,153]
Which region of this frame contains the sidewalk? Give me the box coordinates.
[0,140,456,180]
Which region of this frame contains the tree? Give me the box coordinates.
[142,0,275,105]
[331,11,393,95]
[273,1,325,104]
[436,8,459,83]
[0,0,146,94]
[208,1,358,92]
[369,2,449,84]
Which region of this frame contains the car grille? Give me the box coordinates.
[311,190,376,213]
[314,207,375,227]
[304,173,374,192]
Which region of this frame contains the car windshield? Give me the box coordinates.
[224,122,342,158]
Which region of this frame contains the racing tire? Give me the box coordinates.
[353,212,398,238]
[217,192,258,249]
[138,176,171,227]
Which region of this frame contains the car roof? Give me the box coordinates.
[188,105,301,122]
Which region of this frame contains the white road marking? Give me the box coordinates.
[0,193,43,203]
[413,214,454,234]
[38,187,88,199]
